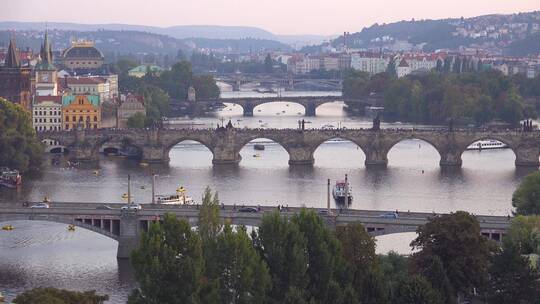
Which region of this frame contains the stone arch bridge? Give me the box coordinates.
[0,204,510,258]
[37,128,540,167]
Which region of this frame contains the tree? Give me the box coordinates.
[214,225,271,304]
[378,251,409,302]
[487,241,539,304]
[417,255,455,304]
[336,223,380,303]
[252,212,309,303]
[0,98,43,172]
[392,275,443,304]
[126,112,147,128]
[192,75,220,100]
[513,171,540,215]
[505,215,540,255]
[13,287,108,304]
[264,53,273,73]
[291,209,345,303]
[129,213,203,304]
[411,211,496,296]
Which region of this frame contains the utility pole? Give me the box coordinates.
[151,173,156,205]
[344,174,349,208]
[327,179,331,213]
[127,174,132,204]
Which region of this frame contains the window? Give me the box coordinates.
[65,116,69,122]
[94,116,97,122]
[65,124,69,129]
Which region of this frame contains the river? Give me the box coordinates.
[0,91,535,303]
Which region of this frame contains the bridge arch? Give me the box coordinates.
[235,136,292,165]
[41,138,69,154]
[0,216,119,241]
[460,136,522,167]
[311,137,367,167]
[385,137,443,167]
[166,138,216,166]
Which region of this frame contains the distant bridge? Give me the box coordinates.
[215,74,342,91]
[192,95,371,116]
[0,202,511,258]
[37,127,540,167]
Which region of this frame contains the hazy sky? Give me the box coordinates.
[4,0,540,35]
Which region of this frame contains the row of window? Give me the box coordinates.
[34,110,61,116]
[35,126,61,131]
[69,61,99,65]
[64,109,98,113]
[65,116,98,122]
[34,118,60,123]
[66,124,98,130]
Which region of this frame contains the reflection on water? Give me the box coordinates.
[0,100,535,302]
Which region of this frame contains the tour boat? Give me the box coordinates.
[0,167,22,188]
[156,194,194,205]
[466,140,508,150]
[333,179,353,205]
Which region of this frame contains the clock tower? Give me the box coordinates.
[35,31,58,96]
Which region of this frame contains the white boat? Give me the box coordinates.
[467,140,508,150]
[156,194,194,205]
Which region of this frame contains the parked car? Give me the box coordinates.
[379,212,398,219]
[121,204,142,211]
[30,203,50,209]
[238,207,258,213]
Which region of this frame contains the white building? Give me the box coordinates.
[32,95,62,132]
[396,59,411,78]
[321,56,339,71]
[350,53,389,75]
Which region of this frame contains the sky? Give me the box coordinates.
[3,0,540,35]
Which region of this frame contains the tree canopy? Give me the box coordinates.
[13,287,108,304]
[513,171,540,216]
[0,98,42,172]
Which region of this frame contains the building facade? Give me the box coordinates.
[0,39,32,110]
[350,53,390,75]
[61,41,104,70]
[66,77,110,102]
[117,94,145,128]
[62,95,101,130]
[32,96,62,131]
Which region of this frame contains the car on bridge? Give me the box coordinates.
[121,204,142,211]
[30,202,50,209]
[238,207,258,213]
[379,212,399,219]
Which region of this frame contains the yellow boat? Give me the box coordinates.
[68,224,76,231]
[2,224,14,231]
[121,193,129,199]
[176,186,186,194]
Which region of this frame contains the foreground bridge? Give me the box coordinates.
[0,202,510,258]
[189,95,371,116]
[38,127,540,167]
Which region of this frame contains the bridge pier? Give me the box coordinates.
[68,145,99,162]
[117,212,141,259]
[305,104,317,116]
[141,145,169,163]
[364,149,388,168]
[287,147,315,166]
[439,150,463,168]
[515,148,540,167]
[242,103,255,117]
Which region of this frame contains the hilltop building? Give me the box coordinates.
[0,39,32,110]
[62,95,101,130]
[61,40,104,70]
[396,59,411,78]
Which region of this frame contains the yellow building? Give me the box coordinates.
[62,95,101,130]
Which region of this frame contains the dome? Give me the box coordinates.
[62,45,104,59]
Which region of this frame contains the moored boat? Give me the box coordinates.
[333,175,353,205]
[254,144,265,151]
[0,167,22,189]
[156,194,194,205]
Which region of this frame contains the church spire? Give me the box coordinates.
[37,30,55,70]
[5,39,21,68]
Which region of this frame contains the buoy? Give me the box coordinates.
[2,224,13,231]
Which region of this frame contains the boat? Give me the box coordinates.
[2,224,14,231]
[43,196,51,203]
[255,88,276,94]
[333,178,353,205]
[467,140,508,150]
[254,144,265,151]
[67,224,76,231]
[0,167,22,189]
[156,193,193,205]
[253,154,261,158]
